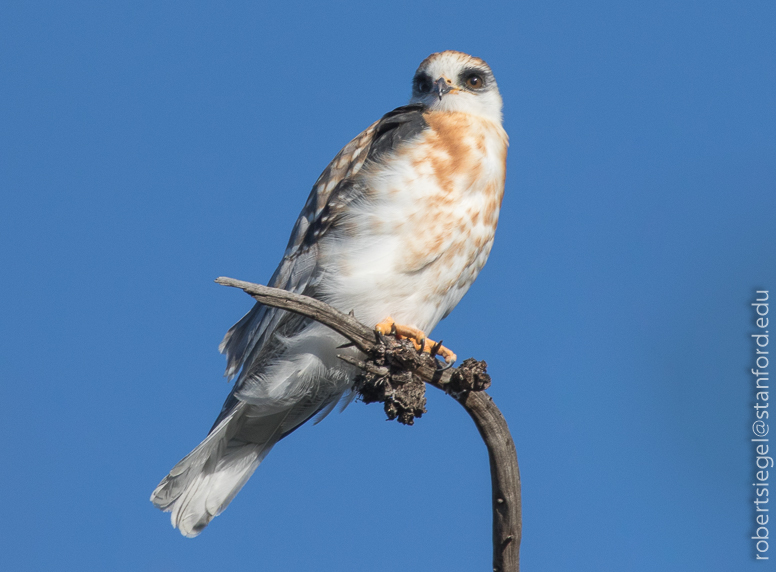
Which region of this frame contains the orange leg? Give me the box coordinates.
[374,316,457,363]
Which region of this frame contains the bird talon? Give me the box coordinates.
[374,316,456,362]
[375,331,389,346]
[374,317,395,336]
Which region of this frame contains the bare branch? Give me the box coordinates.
[215,276,455,388]
[460,391,522,572]
[215,276,376,353]
[216,276,522,571]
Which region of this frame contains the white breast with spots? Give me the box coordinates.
[319,112,508,335]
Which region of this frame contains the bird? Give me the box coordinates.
[151,50,508,537]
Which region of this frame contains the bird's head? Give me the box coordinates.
[410,51,503,123]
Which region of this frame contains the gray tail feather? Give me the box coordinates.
[152,363,349,537]
[150,403,280,537]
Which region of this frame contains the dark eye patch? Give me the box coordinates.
[413,73,433,94]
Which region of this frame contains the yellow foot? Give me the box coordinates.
[374,316,457,363]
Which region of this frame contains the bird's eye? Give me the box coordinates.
[414,74,432,93]
[465,73,484,89]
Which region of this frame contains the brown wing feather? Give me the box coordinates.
[218,122,377,381]
[219,104,428,382]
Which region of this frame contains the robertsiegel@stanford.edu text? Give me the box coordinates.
[752,290,771,561]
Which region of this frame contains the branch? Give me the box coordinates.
[215,276,457,389]
[215,276,522,571]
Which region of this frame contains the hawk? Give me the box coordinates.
[151,50,508,537]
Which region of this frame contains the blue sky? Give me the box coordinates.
[1,1,775,570]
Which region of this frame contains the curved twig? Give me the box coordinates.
[215,276,521,571]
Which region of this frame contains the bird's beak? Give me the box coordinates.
[435,77,454,100]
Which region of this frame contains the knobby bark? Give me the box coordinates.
[215,276,522,571]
